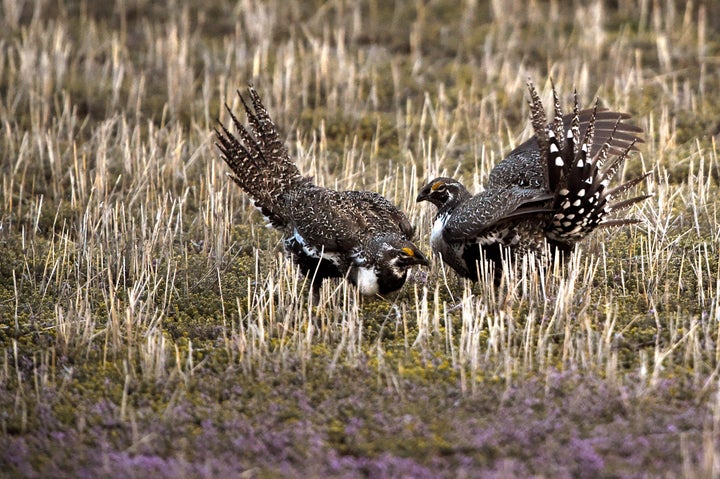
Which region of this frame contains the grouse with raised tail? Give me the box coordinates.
[417,81,650,283]
[216,86,429,296]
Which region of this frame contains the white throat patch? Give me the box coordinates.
[430,214,449,252]
[355,266,380,296]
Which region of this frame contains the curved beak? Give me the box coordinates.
[416,250,431,267]
[399,246,431,267]
[410,249,431,267]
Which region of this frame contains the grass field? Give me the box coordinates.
[1,0,719,477]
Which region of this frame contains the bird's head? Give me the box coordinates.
[353,236,430,296]
[416,177,470,209]
[385,242,430,269]
[368,236,430,271]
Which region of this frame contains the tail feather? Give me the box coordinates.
[526,80,651,244]
[597,138,638,188]
[605,172,652,199]
[214,122,259,193]
[579,100,599,164]
[598,218,642,228]
[215,112,273,207]
[592,117,621,172]
[224,101,268,168]
[528,82,549,164]
[566,108,643,157]
[215,85,308,227]
[246,88,291,166]
[606,194,653,214]
[569,90,581,157]
[550,80,565,141]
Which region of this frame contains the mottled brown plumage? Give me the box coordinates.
[417,81,651,282]
[216,85,429,296]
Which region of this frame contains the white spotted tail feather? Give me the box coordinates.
[526,81,652,244]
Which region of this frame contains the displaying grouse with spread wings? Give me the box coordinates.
[417,81,650,282]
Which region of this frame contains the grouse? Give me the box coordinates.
[215,86,429,297]
[416,81,651,283]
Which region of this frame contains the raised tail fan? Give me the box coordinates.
[215,85,308,228]
[526,81,652,246]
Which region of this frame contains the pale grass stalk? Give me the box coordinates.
[329,285,364,374]
[410,285,431,350]
[139,327,169,380]
[1,349,8,388]
[458,288,484,395]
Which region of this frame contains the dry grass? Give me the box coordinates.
[1,0,720,476]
